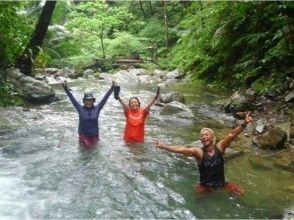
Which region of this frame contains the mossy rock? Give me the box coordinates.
[252,127,287,149]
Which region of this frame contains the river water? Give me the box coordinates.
[0,78,293,219]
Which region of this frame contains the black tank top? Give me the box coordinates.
[198,146,225,188]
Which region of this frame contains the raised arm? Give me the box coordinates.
[98,82,114,109]
[217,111,253,152]
[114,85,128,114]
[145,86,160,113]
[62,81,81,110]
[117,97,128,114]
[153,139,202,162]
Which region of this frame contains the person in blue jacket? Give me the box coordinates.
[62,81,114,148]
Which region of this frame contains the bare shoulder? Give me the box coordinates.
[187,146,203,159]
[216,142,225,154]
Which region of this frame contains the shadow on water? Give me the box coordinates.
[0,79,292,219]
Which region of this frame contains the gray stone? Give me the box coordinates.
[7,68,23,79]
[255,119,267,133]
[159,92,185,104]
[245,88,256,101]
[165,69,181,80]
[283,206,294,219]
[224,91,251,113]
[7,68,55,103]
[43,68,59,75]
[285,90,294,102]
[160,101,194,118]
[83,69,94,78]
[252,127,287,149]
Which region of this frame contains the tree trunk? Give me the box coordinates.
[162,1,169,48]
[100,26,106,59]
[16,1,56,76]
[149,1,153,16]
[139,0,147,21]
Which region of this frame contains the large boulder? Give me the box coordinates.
[113,70,139,84]
[252,127,287,149]
[164,69,185,80]
[128,68,151,76]
[160,101,194,118]
[153,69,167,79]
[83,69,94,78]
[7,68,56,103]
[113,68,160,84]
[138,74,158,84]
[98,72,113,82]
[158,92,185,104]
[223,91,254,113]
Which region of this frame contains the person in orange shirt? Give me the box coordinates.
[114,85,160,143]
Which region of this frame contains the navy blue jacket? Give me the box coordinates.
[64,85,114,136]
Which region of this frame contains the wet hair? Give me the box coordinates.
[128,97,141,107]
[200,128,214,136]
[200,128,216,144]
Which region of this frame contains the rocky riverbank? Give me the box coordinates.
[3,67,294,172]
[2,66,294,218]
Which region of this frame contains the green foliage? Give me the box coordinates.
[1,0,291,96]
[253,73,284,94]
[138,18,166,47]
[51,1,69,24]
[170,1,294,90]
[0,2,31,66]
[107,32,146,58]
[43,0,132,68]
[0,71,24,107]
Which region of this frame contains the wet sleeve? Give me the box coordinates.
[64,87,81,111]
[97,85,114,110]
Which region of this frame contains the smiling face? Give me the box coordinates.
[200,128,214,147]
[129,97,140,110]
[83,99,95,108]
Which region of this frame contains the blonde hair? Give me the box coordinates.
[200,128,216,144]
[200,128,214,136]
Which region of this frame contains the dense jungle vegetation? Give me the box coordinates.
[0,1,293,106]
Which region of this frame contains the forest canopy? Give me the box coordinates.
[0,1,293,97]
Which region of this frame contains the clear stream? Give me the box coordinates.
[0,79,293,219]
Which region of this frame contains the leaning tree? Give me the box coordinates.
[17,1,56,76]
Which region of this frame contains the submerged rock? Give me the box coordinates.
[224,148,245,161]
[273,150,294,173]
[248,155,274,171]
